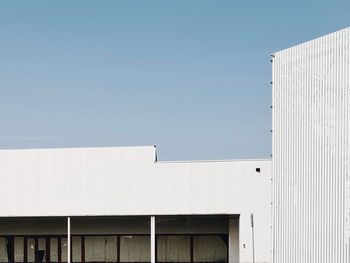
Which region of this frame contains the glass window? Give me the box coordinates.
[85,236,105,262]
[105,237,117,262]
[27,239,35,263]
[120,236,150,262]
[14,237,24,262]
[72,237,81,263]
[0,238,8,263]
[61,238,68,263]
[193,236,227,262]
[38,238,46,262]
[157,236,190,263]
[50,239,58,263]
[84,236,118,263]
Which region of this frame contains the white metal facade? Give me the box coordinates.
[0,146,272,263]
[272,27,350,263]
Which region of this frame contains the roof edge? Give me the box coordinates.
[271,26,350,56]
[156,158,271,164]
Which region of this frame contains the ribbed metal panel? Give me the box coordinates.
[272,27,350,263]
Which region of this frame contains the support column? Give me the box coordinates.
[229,218,239,263]
[67,217,71,263]
[150,216,156,263]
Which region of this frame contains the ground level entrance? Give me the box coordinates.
[0,216,239,263]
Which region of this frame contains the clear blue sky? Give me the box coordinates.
[0,1,349,160]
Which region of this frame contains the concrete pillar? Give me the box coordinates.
[239,213,257,263]
[67,217,71,263]
[151,216,156,263]
[229,218,239,263]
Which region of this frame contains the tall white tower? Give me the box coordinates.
[272,27,350,262]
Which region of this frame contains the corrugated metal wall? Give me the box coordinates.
[272,27,350,262]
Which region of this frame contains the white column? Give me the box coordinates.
[151,216,156,263]
[68,217,71,263]
[229,218,239,263]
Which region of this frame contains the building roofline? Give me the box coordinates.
[271,26,350,56]
[156,158,271,164]
[0,145,156,152]
[0,146,271,163]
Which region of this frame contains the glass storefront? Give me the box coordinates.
[0,235,227,263]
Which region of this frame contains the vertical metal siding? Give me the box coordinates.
[272,27,350,263]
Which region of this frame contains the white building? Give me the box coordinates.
[0,27,349,263]
[0,147,272,263]
[272,27,350,262]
